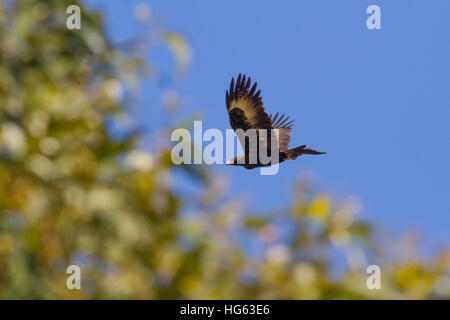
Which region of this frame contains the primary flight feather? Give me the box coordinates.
[225,73,325,169]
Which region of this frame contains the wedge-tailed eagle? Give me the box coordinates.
[225,74,325,169]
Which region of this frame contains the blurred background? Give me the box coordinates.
[0,0,449,299]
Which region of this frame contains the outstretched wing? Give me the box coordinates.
[225,74,296,156]
[226,74,272,132]
[269,112,295,152]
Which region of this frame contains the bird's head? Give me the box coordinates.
[225,157,238,166]
[226,155,245,166]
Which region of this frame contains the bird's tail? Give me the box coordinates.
[284,145,326,160]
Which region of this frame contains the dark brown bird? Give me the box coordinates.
[225,74,325,169]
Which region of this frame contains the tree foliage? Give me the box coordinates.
[0,0,448,299]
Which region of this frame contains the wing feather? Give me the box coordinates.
[270,112,295,151]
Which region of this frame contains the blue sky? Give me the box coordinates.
[85,0,450,248]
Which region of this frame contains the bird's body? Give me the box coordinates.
[225,74,325,169]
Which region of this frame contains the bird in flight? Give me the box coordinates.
[225,74,325,169]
